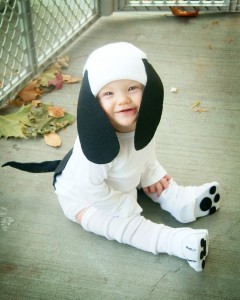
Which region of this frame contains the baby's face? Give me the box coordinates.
[97,80,144,133]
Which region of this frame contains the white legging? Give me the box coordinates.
[81,206,208,272]
[82,207,165,254]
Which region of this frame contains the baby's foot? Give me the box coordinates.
[184,230,209,271]
[195,182,220,219]
[153,180,221,223]
[169,228,209,272]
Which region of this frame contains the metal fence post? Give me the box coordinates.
[99,0,114,16]
[19,0,38,76]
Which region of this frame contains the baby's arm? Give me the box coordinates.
[143,174,172,197]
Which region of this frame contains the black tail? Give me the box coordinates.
[2,160,61,173]
[2,148,73,188]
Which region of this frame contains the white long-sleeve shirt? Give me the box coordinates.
[55,131,167,222]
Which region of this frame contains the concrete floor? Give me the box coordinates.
[1,11,240,300]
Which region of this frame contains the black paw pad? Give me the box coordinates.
[199,184,220,215]
[200,238,207,260]
[209,207,217,215]
[200,197,212,211]
[202,259,206,269]
[209,186,216,194]
[201,238,206,247]
[214,194,220,203]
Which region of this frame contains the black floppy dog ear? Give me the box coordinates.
[77,70,120,164]
[134,59,164,150]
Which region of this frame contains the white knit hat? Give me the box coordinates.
[84,42,147,96]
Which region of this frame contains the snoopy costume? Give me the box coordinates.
[3,43,221,272]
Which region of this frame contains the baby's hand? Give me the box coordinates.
[143,174,172,197]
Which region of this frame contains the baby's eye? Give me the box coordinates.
[128,86,136,91]
[102,91,113,97]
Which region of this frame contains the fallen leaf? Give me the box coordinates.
[190,100,208,113]
[48,72,64,90]
[55,55,70,68]
[48,106,65,118]
[0,115,26,138]
[17,80,42,103]
[39,85,55,94]
[0,105,31,138]
[44,132,62,147]
[24,104,74,137]
[36,68,59,87]
[0,103,75,139]
[190,100,201,109]
[194,107,208,113]
[170,7,199,17]
[32,100,42,107]
[62,74,81,84]
[8,98,26,107]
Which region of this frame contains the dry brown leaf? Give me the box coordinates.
[8,98,26,107]
[51,56,70,69]
[48,106,65,118]
[170,7,199,17]
[44,132,62,147]
[17,80,42,103]
[51,62,63,70]
[57,55,70,68]
[62,74,81,84]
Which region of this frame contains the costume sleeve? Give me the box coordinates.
[140,141,167,188]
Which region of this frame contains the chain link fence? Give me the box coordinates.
[0,0,99,105]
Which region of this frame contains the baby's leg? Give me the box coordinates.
[149,181,220,223]
[81,207,208,272]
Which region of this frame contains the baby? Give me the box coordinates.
[3,42,220,272]
[54,42,220,272]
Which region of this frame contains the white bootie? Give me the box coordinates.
[151,181,220,223]
[158,227,209,272]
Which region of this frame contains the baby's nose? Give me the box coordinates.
[118,94,131,105]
